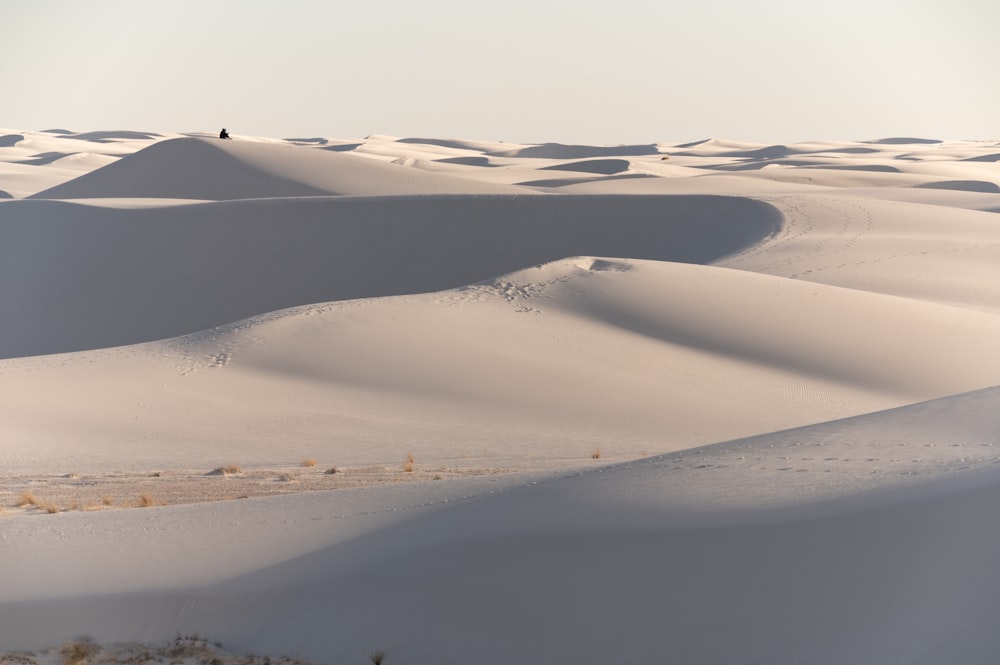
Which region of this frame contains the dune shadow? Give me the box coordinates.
[489,143,660,159]
[539,158,630,175]
[818,146,881,155]
[865,137,942,145]
[517,173,657,188]
[397,137,483,150]
[962,153,1000,163]
[435,156,494,167]
[15,152,74,166]
[0,134,24,147]
[318,143,362,152]
[61,130,163,142]
[802,164,901,173]
[671,145,797,159]
[0,195,781,358]
[914,180,1000,193]
[283,137,328,145]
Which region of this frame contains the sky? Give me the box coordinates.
[3,0,998,144]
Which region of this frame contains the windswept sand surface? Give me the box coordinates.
[2,129,1000,664]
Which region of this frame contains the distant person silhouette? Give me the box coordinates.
[219,128,231,139]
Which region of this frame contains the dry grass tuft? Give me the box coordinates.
[9,637,326,665]
[591,448,602,459]
[300,458,318,468]
[59,638,98,665]
[370,651,387,665]
[42,503,60,514]
[16,492,38,508]
[136,494,159,508]
[403,453,415,473]
[325,466,339,475]
[101,495,114,506]
[213,465,242,476]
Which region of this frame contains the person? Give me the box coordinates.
[219,128,231,139]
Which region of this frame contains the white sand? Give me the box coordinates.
[2,129,999,664]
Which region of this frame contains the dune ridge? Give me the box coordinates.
[0,194,779,358]
[30,137,525,200]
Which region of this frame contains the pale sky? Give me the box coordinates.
[3,0,998,144]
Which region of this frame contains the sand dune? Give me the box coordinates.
[5,257,997,478]
[2,128,1000,665]
[0,194,777,358]
[3,386,1000,665]
[31,137,524,199]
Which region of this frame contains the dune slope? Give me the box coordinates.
[5,257,999,477]
[0,194,778,358]
[3,387,1000,665]
[29,137,525,199]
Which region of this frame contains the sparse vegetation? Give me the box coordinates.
[370,651,387,665]
[16,492,38,508]
[300,458,317,468]
[1,460,514,516]
[4,637,327,665]
[591,447,602,459]
[136,494,159,508]
[59,638,98,665]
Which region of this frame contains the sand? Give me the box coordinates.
[2,128,999,665]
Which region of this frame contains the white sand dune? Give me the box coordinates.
[0,129,169,198]
[31,137,525,200]
[3,386,1000,665]
[5,257,998,478]
[2,129,1000,664]
[0,194,776,358]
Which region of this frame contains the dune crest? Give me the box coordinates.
[0,194,779,358]
[30,137,525,200]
